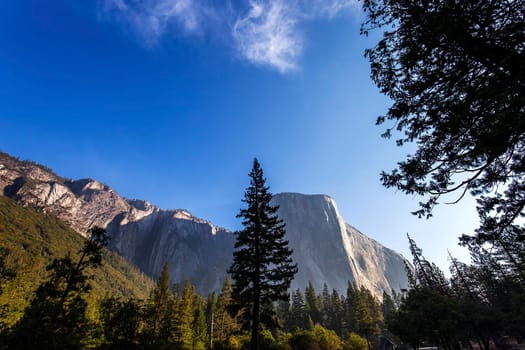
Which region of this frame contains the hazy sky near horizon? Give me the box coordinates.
[0,0,478,271]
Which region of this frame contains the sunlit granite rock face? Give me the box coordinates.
[0,152,408,297]
[272,193,409,297]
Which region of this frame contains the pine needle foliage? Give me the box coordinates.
[229,158,297,350]
[362,0,525,282]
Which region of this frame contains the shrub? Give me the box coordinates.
[345,332,368,350]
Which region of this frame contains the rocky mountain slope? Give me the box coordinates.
[0,152,233,293]
[0,152,408,297]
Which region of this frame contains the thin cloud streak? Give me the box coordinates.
[100,0,208,46]
[309,0,360,19]
[99,0,360,71]
[233,0,301,73]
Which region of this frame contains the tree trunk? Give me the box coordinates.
[251,292,260,350]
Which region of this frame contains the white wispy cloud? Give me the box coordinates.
[100,0,360,72]
[309,0,360,19]
[233,0,301,73]
[100,0,208,46]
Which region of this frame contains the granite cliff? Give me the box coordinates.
[273,193,409,296]
[0,152,408,297]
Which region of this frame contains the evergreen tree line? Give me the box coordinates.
[386,234,525,350]
[0,226,392,350]
[3,224,524,350]
[276,282,387,350]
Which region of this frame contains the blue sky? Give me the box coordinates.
[0,0,478,271]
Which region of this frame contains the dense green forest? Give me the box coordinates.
[0,225,389,350]
[0,195,153,327]
[390,235,525,350]
[1,193,524,349]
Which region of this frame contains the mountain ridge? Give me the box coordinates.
[0,151,408,297]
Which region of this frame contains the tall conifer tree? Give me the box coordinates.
[214,276,239,342]
[175,281,194,350]
[290,289,307,330]
[229,158,298,350]
[305,281,322,325]
[153,262,171,337]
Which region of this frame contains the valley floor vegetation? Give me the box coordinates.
[1,223,524,349]
[0,227,391,350]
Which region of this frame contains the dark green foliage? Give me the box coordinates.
[229,159,297,350]
[142,262,175,349]
[289,324,343,350]
[175,280,196,350]
[407,234,448,293]
[380,292,394,326]
[345,332,368,350]
[213,276,241,344]
[395,239,468,349]
[458,246,525,344]
[343,283,357,334]
[389,287,461,350]
[328,289,344,336]
[99,297,143,349]
[0,247,15,294]
[97,268,215,350]
[380,291,397,345]
[139,266,206,350]
[192,297,208,350]
[310,324,343,350]
[255,329,281,350]
[0,247,15,331]
[276,282,385,350]
[290,331,321,350]
[0,196,152,326]
[352,287,382,350]
[275,299,290,331]
[305,282,322,326]
[289,288,307,330]
[7,227,109,349]
[154,263,172,337]
[362,0,525,283]
[388,236,525,350]
[1,232,390,350]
